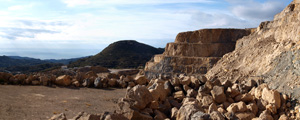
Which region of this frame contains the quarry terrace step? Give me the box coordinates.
[152,55,220,65]
[144,28,253,79]
[164,42,236,57]
[175,29,252,43]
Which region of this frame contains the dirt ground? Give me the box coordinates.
[0,85,126,120]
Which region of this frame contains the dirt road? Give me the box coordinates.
[0,85,126,120]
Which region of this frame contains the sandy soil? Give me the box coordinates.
[0,85,126,120]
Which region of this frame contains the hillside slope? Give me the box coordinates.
[206,0,300,99]
[0,56,47,68]
[69,40,164,68]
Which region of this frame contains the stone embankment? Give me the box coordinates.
[0,66,141,89]
[144,29,253,79]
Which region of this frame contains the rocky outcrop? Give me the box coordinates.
[206,0,300,100]
[145,29,253,79]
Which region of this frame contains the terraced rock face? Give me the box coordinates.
[145,29,253,79]
[206,0,300,100]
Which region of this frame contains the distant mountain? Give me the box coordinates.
[45,57,87,65]
[0,56,85,74]
[69,40,165,68]
[0,56,47,68]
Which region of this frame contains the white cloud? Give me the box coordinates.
[62,0,91,7]
[228,0,287,20]
[190,11,258,29]
[8,3,35,11]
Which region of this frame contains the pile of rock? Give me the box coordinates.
[117,75,299,119]
[51,74,300,120]
[0,67,146,89]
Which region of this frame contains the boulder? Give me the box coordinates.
[180,76,191,85]
[73,81,80,87]
[191,111,210,120]
[241,93,255,103]
[123,75,134,82]
[186,89,197,98]
[108,78,117,87]
[173,91,185,101]
[226,84,241,98]
[170,77,180,86]
[148,80,169,101]
[261,88,281,109]
[210,111,225,120]
[50,113,67,120]
[226,101,247,113]
[117,80,127,88]
[254,84,268,99]
[39,76,49,86]
[278,114,289,120]
[32,80,40,85]
[94,77,102,88]
[199,95,214,108]
[208,103,218,114]
[177,104,204,120]
[235,112,255,120]
[154,110,167,120]
[125,85,153,110]
[15,74,27,84]
[171,107,178,119]
[25,75,38,85]
[55,75,72,86]
[128,82,135,88]
[72,112,101,120]
[259,110,273,120]
[211,86,226,104]
[83,78,94,87]
[134,75,148,85]
[246,103,258,116]
[0,72,13,84]
[107,73,119,79]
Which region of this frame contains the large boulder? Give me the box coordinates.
[211,86,226,104]
[125,85,153,110]
[148,79,170,102]
[261,88,281,109]
[177,104,204,120]
[134,75,148,85]
[226,101,247,113]
[55,75,72,86]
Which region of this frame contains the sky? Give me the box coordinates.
[0,0,293,59]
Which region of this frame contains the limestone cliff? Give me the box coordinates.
[206,0,300,99]
[145,29,253,79]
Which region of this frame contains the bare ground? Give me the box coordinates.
[0,85,126,120]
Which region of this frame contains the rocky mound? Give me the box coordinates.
[206,0,300,100]
[69,40,164,69]
[50,74,299,120]
[144,29,253,79]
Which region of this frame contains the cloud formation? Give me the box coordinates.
[228,0,288,20]
[0,27,59,40]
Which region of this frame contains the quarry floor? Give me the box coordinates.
[0,85,126,120]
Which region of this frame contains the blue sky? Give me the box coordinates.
[0,0,293,59]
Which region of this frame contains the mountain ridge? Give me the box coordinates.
[69,40,164,68]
